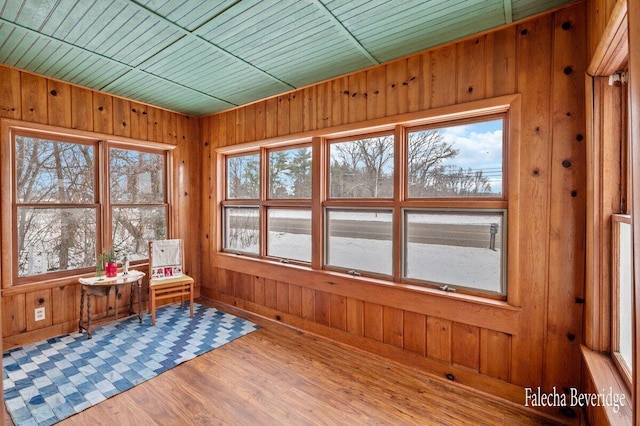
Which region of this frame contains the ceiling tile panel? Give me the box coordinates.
[512,0,576,21]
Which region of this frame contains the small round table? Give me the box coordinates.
[78,270,145,339]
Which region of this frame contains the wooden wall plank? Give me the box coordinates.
[366,66,386,120]
[363,301,383,342]
[480,329,511,381]
[244,103,256,143]
[2,294,26,336]
[330,294,346,331]
[303,86,317,132]
[315,290,331,326]
[544,4,587,392]
[162,109,177,144]
[93,92,113,134]
[265,97,278,139]
[254,276,266,306]
[301,287,315,321]
[451,322,480,371]
[47,80,71,128]
[130,102,148,140]
[113,98,131,138]
[235,108,246,145]
[147,106,163,142]
[51,284,77,325]
[403,311,426,356]
[289,90,303,134]
[277,94,291,136]
[264,279,278,309]
[510,13,553,388]
[386,59,409,116]
[383,306,403,349]
[316,82,331,129]
[346,297,363,336]
[406,54,423,113]
[254,100,267,140]
[426,316,452,363]
[486,27,517,98]
[21,72,47,124]
[331,76,349,127]
[0,66,21,119]
[430,45,456,108]
[348,72,367,123]
[71,86,93,131]
[456,37,486,103]
[288,284,302,317]
[276,281,289,312]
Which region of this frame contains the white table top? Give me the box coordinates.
[79,270,145,286]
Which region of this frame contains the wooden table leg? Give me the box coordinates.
[137,279,143,323]
[87,293,93,339]
[79,286,85,333]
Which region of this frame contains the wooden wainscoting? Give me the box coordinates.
[4,297,574,426]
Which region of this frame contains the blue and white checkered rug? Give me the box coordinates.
[3,303,258,426]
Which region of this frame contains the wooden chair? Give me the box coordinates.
[148,239,194,326]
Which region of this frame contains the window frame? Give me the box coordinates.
[2,120,174,286]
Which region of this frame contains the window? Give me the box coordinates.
[222,145,313,263]
[612,215,632,387]
[10,128,170,282]
[220,110,508,298]
[109,146,167,261]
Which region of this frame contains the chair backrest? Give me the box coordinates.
[149,239,184,279]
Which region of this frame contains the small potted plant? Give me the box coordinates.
[99,247,119,278]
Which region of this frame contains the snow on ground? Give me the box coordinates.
[268,232,503,293]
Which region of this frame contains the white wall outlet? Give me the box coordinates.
[35,307,45,321]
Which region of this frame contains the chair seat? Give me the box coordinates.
[149,275,194,287]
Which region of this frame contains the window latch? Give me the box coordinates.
[440,285,456,292]
[233,251,242,256]
[279,258,290,264]
[347,269,361,276]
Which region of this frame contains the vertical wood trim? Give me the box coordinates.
[290,90,303,134]
[403,311,426,356]
[485,27,517,98]
[383,306,403,348]
[366,66,386,120]
[363,301,383,341]
[430,45,456,108]
[130,102,148,140]
[456,37,487,103]
[451,322,480,371]
[71,86,93,131]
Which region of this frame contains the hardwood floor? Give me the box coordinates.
[4,298,568,425]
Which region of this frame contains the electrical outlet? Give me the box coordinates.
[35,307,45,321]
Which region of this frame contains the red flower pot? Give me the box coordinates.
[105,262,118,277]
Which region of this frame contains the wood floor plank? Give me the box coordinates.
[4,298,567,425]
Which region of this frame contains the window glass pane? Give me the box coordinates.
[17,207,96,277]
[618,221,633,373]
[408,119,503,198]
[326,209,393,275]
[15,136,94,203]
[224,206,259,254]
[404,210,504,294]
[330,135,394,198]
[268,209,311,262]
[110,148,164,203]
[112,207,167,261]
[269,147,312,199]
[227,154,260,199]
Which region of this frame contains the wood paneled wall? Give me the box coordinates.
[200,3,587,409]
[0,65,202,348]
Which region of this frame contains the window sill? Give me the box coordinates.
[580,345,632,425]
